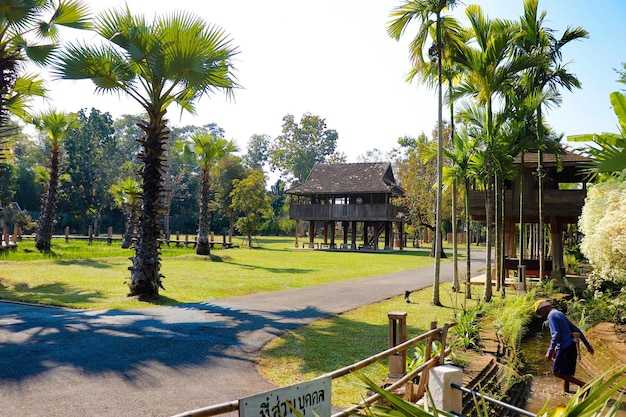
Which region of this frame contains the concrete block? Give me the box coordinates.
[429,365,462,414]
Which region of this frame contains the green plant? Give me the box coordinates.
[452,304,483,349]
[406,341,444,383]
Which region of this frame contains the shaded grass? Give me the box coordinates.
[0,237,450,310]
[257,283,487,407]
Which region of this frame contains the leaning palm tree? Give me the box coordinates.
[51,7,239,299]
[388,0,460,307]
[31,109,80,252]
[186,131,237,255]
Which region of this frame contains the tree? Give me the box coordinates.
[64,108,115,233]
[186,131,237,255]
[31,109,80,251]
[51,7,239,299]
[213,155,247,242]
[269,113,338,184]
[244,133,270,170]
[388,0,460,306]
[451,5,538,301]
[0,0,90,207]
[231,170,272,248]
[514,0,588,280]
[109,177,141,248]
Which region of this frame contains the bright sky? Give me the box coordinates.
[43,0,625,161]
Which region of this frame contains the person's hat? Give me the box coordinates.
[534,299,551,313]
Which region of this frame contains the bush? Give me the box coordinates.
[579,179,626,294]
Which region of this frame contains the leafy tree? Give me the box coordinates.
[388,0,460,306]
[244,133,270,170]
[231,170,271,248]
[186,131,237,255]
[51,7,239,299]
[31,109,80,251]
[617,62,626,91]
[269,113,338,184]
[212,155,247,241]
[109,177,141,248]
[63,108,115,233]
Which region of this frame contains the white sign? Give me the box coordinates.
[239,376,331,417]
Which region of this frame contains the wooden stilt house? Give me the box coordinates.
[469,147,592,279]
[286,162,406,250]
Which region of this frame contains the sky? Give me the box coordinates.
[40,0,626,161]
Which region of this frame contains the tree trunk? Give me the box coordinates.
[196,173,212,256]
[128,110,168,300]
[464,178,472,303]
[36,149,60,252]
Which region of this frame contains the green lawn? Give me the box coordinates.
[0,236,447,310]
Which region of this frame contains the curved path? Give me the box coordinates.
[0,250,486,417]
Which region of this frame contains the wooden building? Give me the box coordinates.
[469,147,592,278]
[286,162,406,250]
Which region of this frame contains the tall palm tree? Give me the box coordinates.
[31,109,80,252]
[186,131,237,255]
[51,7,239,299]
[388,0,460,306]
[514,0,588,280]
[451,5,538,301]
[109,177,141,249]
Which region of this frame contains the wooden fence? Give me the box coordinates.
[170,317,456,417]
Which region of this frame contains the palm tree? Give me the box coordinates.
[514,0,588,280]
[186,131,237,255]
[31,109,80,252]
[109,177,141,249]
[51,7,239,299]
[451,5,539,301]
[0,1,90,186]
[388,0,460,306]
[569,91,626,177]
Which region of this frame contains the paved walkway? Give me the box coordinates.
[0,250,486,417]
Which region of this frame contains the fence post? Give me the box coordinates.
[386,312,407,381]
[65,226,70,243]
[438,323,450,365]
[429,365,463,414]
[88,225,93,245]
[416,321,437,399]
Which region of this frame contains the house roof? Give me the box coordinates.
[513,147,592,166]
[285,162,404,196]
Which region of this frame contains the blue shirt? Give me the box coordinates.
[546,308,590,357]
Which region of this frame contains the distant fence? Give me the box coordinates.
[171,316,456,417]
[14,226,233,249]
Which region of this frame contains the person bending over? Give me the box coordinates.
[535,299,595,393]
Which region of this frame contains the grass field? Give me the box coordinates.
[0,236,449,309]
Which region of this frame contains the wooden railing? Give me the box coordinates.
[289,203,405,222]
[170,319,456,417]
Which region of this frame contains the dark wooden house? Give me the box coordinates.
[286,162,406,250]
[469,147,592,278]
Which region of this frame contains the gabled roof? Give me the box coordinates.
[285,162,404,196]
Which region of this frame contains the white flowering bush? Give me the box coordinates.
[579,179,626,292]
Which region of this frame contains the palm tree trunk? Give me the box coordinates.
[432,12,444,306]
[196,176,212,255]
[484,175,493,302]
[35,149,60,252]
[128,110,168,299]
[464,177,472,303]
